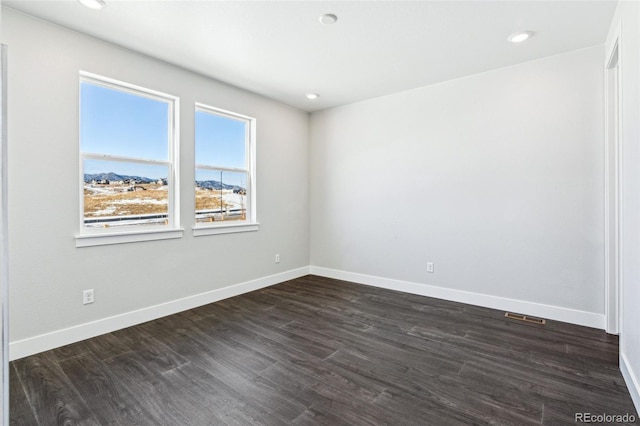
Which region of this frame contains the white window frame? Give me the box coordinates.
[193,103,258,236]
[75,71,182,247]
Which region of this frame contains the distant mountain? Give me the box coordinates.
[196,180,244,191]
[85,173,244,190]
[84,172,156,183]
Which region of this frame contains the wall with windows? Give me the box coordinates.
[607,0,640,411]
[310,46,605,327]
[2,9,309,355]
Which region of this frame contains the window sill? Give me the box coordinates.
[193,222,260,237]
[75,228,184,247]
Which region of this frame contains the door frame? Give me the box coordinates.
[604,24,622,336]
[0,43,9,425]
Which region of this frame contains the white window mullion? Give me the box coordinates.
[195,164,248,174]
[82,152,172,167]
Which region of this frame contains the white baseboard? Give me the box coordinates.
[309,266,605,329]
[10,265,606,361]
[621,352,640,414]
[9,267,310,361]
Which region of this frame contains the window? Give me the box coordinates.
[194,104,257,235]
[77,72,181,246]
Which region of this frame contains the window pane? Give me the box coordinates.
[195,110,246,169]
[81,81,169,161]
[195,168,247,223]
[83,159,169,228]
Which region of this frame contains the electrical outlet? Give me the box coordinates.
[427,262,434,273]
[275,253,281,263]
[83,289,95,305]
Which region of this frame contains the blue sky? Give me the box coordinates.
[195,110,246,169]
[81,82,168,161]
[81,81,247,185]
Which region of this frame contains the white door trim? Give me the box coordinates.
[604,21,622,335]
[0,43,9,425]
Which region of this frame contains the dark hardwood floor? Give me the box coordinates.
[10,275,637,425]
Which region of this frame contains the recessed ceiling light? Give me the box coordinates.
[319,14,338,25]
[78,0,106,10]
[306,93,319,100]
[508,31,534,43]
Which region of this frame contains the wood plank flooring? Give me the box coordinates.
[10,275,638,425]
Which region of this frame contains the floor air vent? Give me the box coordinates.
[504,312,546,325]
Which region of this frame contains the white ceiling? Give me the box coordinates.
[3,0,617,112]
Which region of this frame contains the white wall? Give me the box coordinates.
[607,0,640,412]
[1,9,309,358]
[310,46,605,327]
